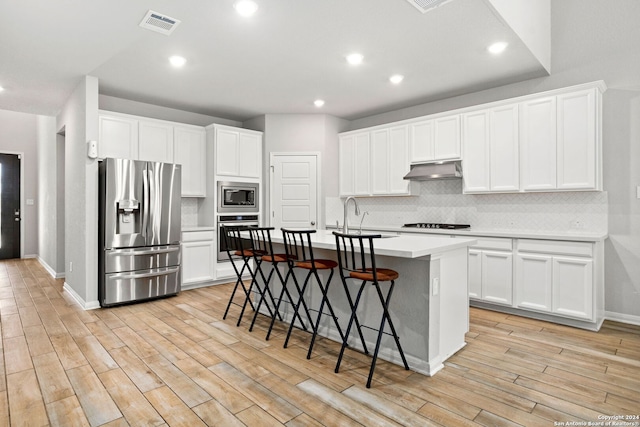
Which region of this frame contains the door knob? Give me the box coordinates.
[311,221,316,226]
[15,218,21,222]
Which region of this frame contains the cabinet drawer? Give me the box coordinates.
[469,237,513,251]
[516,239,592,257]
[182,230,215,242]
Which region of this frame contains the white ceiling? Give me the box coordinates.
[0,0,549,121]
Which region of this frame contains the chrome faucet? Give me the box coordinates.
[343,196,361,234]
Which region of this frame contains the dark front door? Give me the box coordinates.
[0,154,21,259]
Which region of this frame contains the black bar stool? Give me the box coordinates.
[332,231,410,388]
[281,229,346,359]
[221,225,279,326]
[220,225,255,326]
[247,227,313,336]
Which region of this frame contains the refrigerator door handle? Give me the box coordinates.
[107,246,180,257]
[142,165,150,242]
[109,266,180,281]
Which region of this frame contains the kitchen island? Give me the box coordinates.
[262,229,477,376]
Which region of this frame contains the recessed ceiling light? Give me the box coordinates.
[390,74,404,84]
[314,99,325,108]
[487,42,508,55]
[169,55,186,67]
[0,86,4,92]
[234,0,259,17]
[346,53,364,65]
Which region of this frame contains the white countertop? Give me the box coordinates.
[268,229,476,259]
[331,224,608,242]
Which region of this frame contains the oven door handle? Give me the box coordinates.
[109,266,180,281]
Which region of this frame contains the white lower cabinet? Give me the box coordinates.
[468,238,513,306]
[182,230,215,285]
[515,240,594,320]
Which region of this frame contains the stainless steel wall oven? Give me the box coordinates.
[216,215,259,261]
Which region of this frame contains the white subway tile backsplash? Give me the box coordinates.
[327,180,608,233]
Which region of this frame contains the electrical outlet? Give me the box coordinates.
[69,261,73,272]
[432,278,440,296]
[571,220,585,229]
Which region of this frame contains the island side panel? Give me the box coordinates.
[428,247,469,375]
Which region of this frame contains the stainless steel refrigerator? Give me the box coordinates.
[98,158,182,307]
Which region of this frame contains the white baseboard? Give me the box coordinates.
[63,282,100,310]
[37,256,65,279]
[23,254,38,259]
[605,311,640,327]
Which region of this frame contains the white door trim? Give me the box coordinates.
[0,150,25,258]
[269,152,321,228]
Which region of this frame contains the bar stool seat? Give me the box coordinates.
[295,259,338,270]
[333,231,410,388]
[350,268,398,282]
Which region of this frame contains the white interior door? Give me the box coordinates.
[270,153,318,229]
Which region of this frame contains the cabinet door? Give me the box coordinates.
[215,128,240,176]
[557,89,597,190]
[339,135,355,196]
[98,115,138,160]
[238,132,261,178]
[388,126,410,194]
[515,253,553,312]
[468,249,482,299]
[481,250,513,305]
[552,256,593,319]
[138,121,174,163]
[371,129,390,194]
[353,132,371,195]
[433,115,461,160]
[409,120,434,163]
[521,97,557,191]
[174,126,206,197]
[462,111,490,193]
[490,104,520,191]
[182,240,215,284]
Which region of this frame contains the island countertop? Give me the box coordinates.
[267,229,477,259]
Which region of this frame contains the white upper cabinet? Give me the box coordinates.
[98,115,139,160]
[340,126,414,197]
[339,134,356,196]
[372,126,412,195]
[556,89,597,190]
[138,120,174,163]
[433,115,461,160]
[174,126,206,197]
[98,112,207,197]
[214,125,262,179]
[238,132,261,179]
[353,132,371,195]
[410,115,461,163]
[338,131,371,196]
[520,85,603,192]
[462,111,490,192]
[462,104,519,193]
[520,96,557,191]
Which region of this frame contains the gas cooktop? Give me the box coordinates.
[403,223,471,229]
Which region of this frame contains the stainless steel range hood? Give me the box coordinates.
[403,161,462,181]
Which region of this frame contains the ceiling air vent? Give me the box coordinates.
[139,10,181,36]
[405,0,455,13]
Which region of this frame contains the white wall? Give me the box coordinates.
[56,76,100,308]
[36,115,62,275]
[99,95,242,127]
[347,0,640,320]
[257,114,349,228]
[0,109,38,257]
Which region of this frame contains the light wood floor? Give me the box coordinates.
[1,258,639,426]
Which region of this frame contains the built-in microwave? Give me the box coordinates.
[217,181,259,213]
